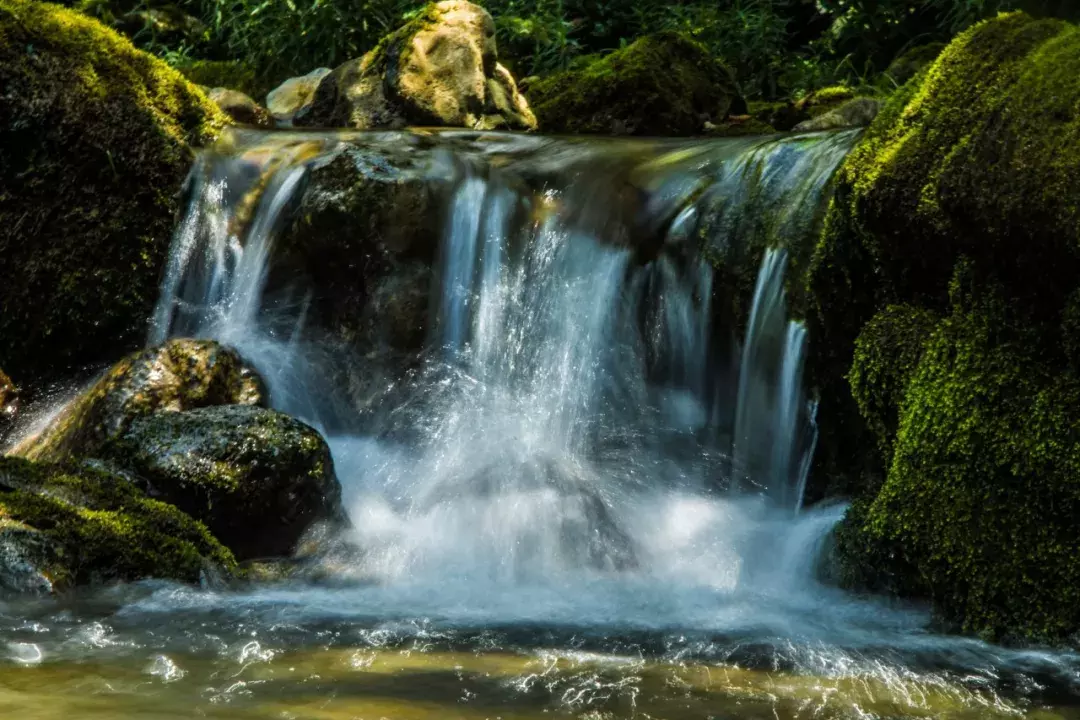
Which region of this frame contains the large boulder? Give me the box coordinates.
[808,13,1080,643]
[0,0,227,387]
[104,405,343,560]
[13,339,266,463]
[298,1,536,131]
[527,32,738,136]
[0,456,235,592]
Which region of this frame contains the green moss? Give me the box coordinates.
[0,0,228,386]
[842,289,1080,642]
[175,59,261,98]
[528,32,737,136]
[808,13,1080,642]
[104,405,342,560]
[795,85,855,118]
[848,304,939,463]
[0,456,235,587]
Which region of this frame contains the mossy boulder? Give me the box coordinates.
[836,287,1080,642]
[0,0,227,387]
[13,339,266,463]
[807,12,1080,642]
[299,1,535,131]
[793,97,882,132]
[104,405,344,560]
[527,32,737,136]
[0,456,235,592]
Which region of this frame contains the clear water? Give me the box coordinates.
[4,128,1079,718]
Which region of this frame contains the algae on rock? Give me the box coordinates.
[527,32,738,136]
[807,12,1080,643]
[105,405,344,560]
[0,0,227,387]
[0,456,235,591]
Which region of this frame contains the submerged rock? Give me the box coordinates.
[0,0,227,387]
[793,97,882,132]
[0,456,235,592]
[13,339,265,463]
[528,32,737,136]
[105,405,344,560]
[299,1,535,131]
[207,87,274,128]
[809,12,1080,643]
[266,67,331,126]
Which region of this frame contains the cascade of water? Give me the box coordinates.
[732,248,815,510]
[146,128,856,590]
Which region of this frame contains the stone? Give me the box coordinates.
[208,87,274,128]
[793,97,882,132]
[0,456,235,590]
[298,1,535,131]
[12,339,266,463]
[527,32,737,136]
[105,405,344,560]
[266,67,332,126]
[0,0,226,388]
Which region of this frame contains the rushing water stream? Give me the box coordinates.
[3,128,1080,718]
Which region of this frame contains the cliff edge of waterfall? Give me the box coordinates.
[808,12,1080,645]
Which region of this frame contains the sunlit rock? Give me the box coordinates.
[266,67,331,126]
[298,1,536,131]
[12,339,266,463]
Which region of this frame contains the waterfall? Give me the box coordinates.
[150,127,859,587]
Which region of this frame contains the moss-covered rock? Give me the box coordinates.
[527,32,737,136]
[808,12,1080,642]
[0,0,227,387]
[13,339,266,463]
[176,59,261,99]
[0,456,235,590]
[105,405,344,560]
[837,288,1080,642]
[848,304,938,463]
[299,1,535,131]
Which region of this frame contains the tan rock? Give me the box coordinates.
[266,67,332,127]
[208,87,274,128]
[299,1,535,131]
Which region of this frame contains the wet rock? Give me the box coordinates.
[208,87,274,128]
[0,0,227,387]
[0,368,17,438]
[793,97,882,132]
[105,405,344,560]
[0,456,235,591]
[266,67,331,126]
[299,1,535,131]
[527,32,737,136]
[12,339,266,463]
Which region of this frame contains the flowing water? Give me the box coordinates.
[3,128,1080,718]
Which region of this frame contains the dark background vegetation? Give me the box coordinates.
[72,0,1080,101]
